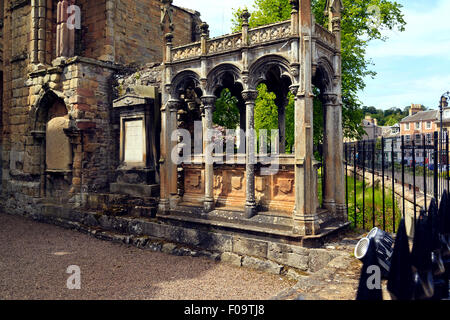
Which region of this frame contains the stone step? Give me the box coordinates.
[158,207,351,247]
[174,204,294,231]
[159,211,301,241]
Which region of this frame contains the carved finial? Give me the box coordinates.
[241,9,251,26]
[160,0,174,32]
[325,0,344,15]
[289,0,299,11]
[200,22,209,38]
[165,32,174,44]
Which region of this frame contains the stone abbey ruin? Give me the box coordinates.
[0,0,349,265]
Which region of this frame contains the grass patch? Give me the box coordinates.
[317,169,401,233]
[345,175,401,233]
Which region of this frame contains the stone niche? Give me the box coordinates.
[46,116,72,171]
[110,88,160,198]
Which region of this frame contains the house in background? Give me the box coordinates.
[399,104,439,164]
[399,105,438,144]
[361,115,382,140]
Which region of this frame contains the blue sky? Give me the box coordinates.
[173,0,450,111]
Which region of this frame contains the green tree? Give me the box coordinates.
[254,83,279,151]
[213,88,240,129]
[231,0,406,142]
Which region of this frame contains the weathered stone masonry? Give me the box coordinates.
[0,1,350,274]
[1,0,201,214]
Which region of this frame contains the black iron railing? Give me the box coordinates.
[343,132,449,233]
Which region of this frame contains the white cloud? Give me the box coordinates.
[173,0,255,37]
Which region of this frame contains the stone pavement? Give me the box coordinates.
[273,233,364,300]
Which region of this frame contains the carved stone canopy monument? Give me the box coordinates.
[110,87,161,198]
[158,0,348,236]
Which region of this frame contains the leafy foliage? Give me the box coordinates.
[361,105,426,126]
[213,89,240,129]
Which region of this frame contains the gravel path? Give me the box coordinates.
[0,212,295,300]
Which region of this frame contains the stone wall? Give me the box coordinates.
[114,1,201,66]
[79,0,202,64]
[78,0,108,60]
[1,0,199,215]
[2,1,32,202]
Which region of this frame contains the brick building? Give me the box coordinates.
[0,0,201,214]
[399,104,438,144]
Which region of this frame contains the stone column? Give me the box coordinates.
[31,0,48,65]
[242,90,258,218]
[292,86,319,235]
[333,101,346,219]
[56,0,75,58]
[327,0,346,220]
[168,100,182,204]
[277,95,289,153]
[103,0,116,62]
[322,93,337,214]
[201,96,216,212]
[31,130,46,197]
[158,101,170,213]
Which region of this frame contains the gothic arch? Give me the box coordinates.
[170,70,203,100]
[31,89,68,132]
[313,57,335,94]
[206,63,243,95]
[248,55,294,90]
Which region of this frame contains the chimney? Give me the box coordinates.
[409,104,422,116]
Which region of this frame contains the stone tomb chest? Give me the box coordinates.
[110,88,160,198]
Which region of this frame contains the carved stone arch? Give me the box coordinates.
[170,70,203,101]
[248,54,294,90]
[29,88,73,200]
[313,57,335,94]
[31,88,69,132]
[206,63,243,96]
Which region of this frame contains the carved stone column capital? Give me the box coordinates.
[322,93,338,106]
[289,84,300,97]
[201,95,216,108]
[241,90,258,103]
[167,99,182,112]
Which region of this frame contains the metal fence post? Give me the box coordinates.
[354,142,357,228]
[381,137,386,231]
[445,131,450,192]
[372,140,376,228]
[345,144,349,219]
[434,131,439,200]
[391,137,396,232]
[362,141,366,230]
[412,139,417,224]
[401,135,405,218]
[423,135,427,212]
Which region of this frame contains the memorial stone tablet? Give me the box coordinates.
[124,119,144,163]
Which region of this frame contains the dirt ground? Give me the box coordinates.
[0,212,296,300]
